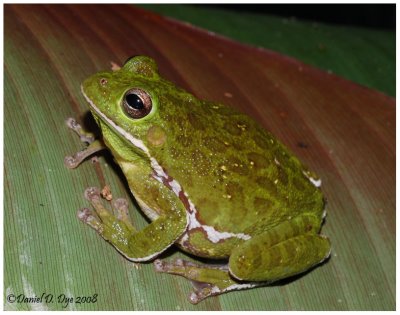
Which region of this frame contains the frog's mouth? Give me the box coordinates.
[81,85,150,155]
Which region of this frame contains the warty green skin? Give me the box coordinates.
[80,56,330,294]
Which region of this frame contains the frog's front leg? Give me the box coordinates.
[64,118,106,169]
[78,167,188,261]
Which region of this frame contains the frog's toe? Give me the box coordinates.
[77,207,103,233]
[153,259,165,272]
[189,290,205,304]
[65,117,95,144]
[188,285,219,304]
[112,198,129,220]
[65,117,79,131]
[153,258,197,273]
[84,186,101,200]
[112,198,135,232]
[153,258,184,273]
[84,187,112,220]
[83,187,130,227]
[64,152,84,169]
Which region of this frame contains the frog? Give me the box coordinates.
[65,56,331,304]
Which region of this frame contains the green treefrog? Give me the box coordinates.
[65,56,330,304]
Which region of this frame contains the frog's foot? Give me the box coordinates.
[154,258,261,304]
[77,187,135,251]
[64,118,106,169]
[64,140,105,168]
[66,117,95,144]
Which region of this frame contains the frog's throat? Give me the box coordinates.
[82,85,251,246]
[81,86,149,154]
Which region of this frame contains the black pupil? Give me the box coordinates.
[126,93,144,110]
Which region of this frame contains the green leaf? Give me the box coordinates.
[140,4,395,97]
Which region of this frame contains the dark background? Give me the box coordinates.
[202,4,396,30]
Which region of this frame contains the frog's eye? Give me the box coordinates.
[122,88,152,119]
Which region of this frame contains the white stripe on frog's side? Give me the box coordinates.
[150,157,251,243]
[302,170,322,188]
[82,86,251,245]
[186,197,251,242]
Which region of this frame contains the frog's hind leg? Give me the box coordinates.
[228,214,331,283]
[155,215,330,304]
[154,258,265,304]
